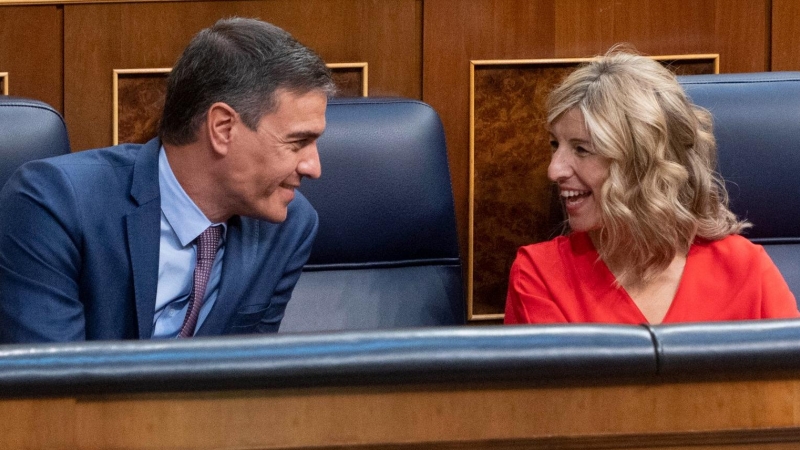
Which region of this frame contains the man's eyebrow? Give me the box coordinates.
[286,130,323,140]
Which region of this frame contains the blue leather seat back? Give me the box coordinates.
[0,97,70,188]
[281,98,465,331]
[679,72,800,299]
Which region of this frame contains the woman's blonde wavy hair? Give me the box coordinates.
[546,48,749,286]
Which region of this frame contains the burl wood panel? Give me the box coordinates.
[331,68,365,97]
[116,72,167,144]
[64,0,420,151]
[423,0,768,320]
[114,67,364,145]
[0,5,62,110]
[471,64,569,317]
[772,0,800,71]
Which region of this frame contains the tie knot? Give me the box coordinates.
[196,225,222,261]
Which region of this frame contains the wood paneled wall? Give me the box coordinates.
[0,5,62,110]
[772,0,800,70]
[62,0,421,151]
[2,0,800,318]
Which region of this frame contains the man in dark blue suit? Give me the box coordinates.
[0,17,335,342]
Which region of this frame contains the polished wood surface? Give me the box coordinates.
[553,0,769,72]
[1,0,210,4]
[0,5,63,110]
[63,0,421,150]
[4,377,800,448]
[772,0,800,70]
[423,0,771,318]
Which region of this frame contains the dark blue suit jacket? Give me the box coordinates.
[0,138,318,342]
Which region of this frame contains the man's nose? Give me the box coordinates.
[298,143,322,179]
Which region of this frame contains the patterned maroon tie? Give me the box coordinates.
[179,225,222,338]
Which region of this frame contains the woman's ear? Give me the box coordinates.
[206,102,238,156]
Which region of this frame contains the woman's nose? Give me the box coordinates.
[547,147,571,182]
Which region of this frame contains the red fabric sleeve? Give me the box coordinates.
[504,250,568,324]
[756,246,800,319]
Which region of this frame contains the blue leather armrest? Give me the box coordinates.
[6,321,800,397]
[0,325,654,397]
[649,319,800,376]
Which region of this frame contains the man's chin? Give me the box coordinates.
[236,199,290,223]
[253,207,289,224]
[246,212,287,223]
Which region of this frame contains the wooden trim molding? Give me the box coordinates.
[467,54,719,321]
[112,68,171,146]
[328,62,369,97]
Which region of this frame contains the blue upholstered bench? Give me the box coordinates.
[679,72,800,299]
[282,98,466,332]
[0,96,70,188]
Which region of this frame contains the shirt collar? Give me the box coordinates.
[158,146,226,247]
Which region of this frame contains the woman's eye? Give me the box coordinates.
[549,140,558,151]
[576,146,590,155]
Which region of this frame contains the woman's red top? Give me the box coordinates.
[505,232,800,324]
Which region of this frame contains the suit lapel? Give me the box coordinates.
[126,139,162,339]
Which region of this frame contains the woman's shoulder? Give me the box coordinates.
[516,232,593,262]
[691,234,768,266]
[518,234,566,254]
[511,235,569,281]
[694,233,760,251]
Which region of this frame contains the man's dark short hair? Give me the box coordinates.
[159,17,336,146]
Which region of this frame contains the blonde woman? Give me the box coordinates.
[505,50,799,324]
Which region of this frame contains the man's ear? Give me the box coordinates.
[206,102,238,156]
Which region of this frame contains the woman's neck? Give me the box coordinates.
[588,229,688,324]
[606,251,687,324]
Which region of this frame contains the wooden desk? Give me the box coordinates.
[4,376,800,449]
[1,323,800,450]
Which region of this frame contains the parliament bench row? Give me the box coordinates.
[2,72,800,333]
[1,71,800,449]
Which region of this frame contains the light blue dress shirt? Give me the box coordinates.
[152,147,226,338]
